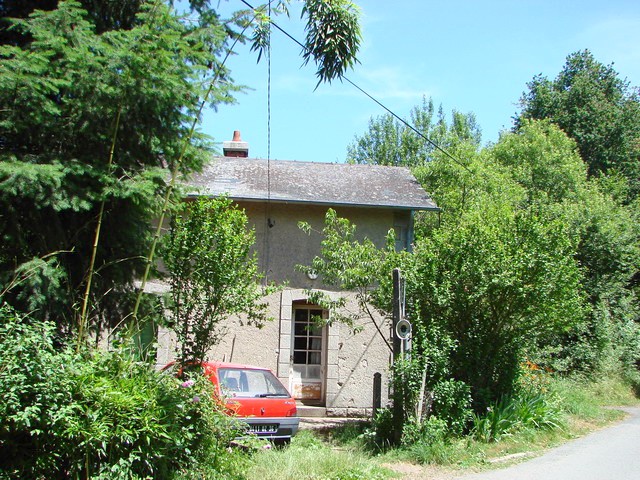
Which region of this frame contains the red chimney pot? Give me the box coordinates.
[223,130,249,158]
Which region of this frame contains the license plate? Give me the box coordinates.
[249,424,278,434]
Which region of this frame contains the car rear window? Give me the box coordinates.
[218,368,290,398]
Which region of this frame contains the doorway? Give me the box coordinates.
[290,304,326,404]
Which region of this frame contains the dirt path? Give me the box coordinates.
[383,462,458,479]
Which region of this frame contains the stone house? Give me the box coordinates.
[156,132,438,416]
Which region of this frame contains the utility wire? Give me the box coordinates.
[264,0,273,286]
[239,0,470,171]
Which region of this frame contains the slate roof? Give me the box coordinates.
[185,157,438,211]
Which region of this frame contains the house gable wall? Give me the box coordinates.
[155,199,406,415]
[238,200,408,288]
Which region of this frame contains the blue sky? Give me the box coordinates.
[202,0,640,163]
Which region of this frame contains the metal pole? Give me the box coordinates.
[392,268,402,359]
[392,268,403,444]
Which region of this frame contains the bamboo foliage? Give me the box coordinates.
[0,1,239,333]
[0,0,363,342]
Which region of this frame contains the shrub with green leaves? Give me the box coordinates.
[471,390,564,443]
[161,196,272,365]
[389,330,473,442]
[431,379,473,435]
[401,416,448,447]
[362,408,395,451]
[0,305,246,479]
[0,305,77,477]
[66,351,245,479]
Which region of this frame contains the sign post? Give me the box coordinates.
[392,268,403,444]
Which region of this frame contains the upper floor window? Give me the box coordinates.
[394,211,412,251]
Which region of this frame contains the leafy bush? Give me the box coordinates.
[0,306,76,478]
[401,426,458,466]
[0,305,246,479]
[471,390,564,443]
[66,351,245,479]
[401,416,448,447]
[431,379,473,435]
[388,352,472,443]
[362,408,395,451]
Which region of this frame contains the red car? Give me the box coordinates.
[164,361,299,443]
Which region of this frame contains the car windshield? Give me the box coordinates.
[218,367,290,398]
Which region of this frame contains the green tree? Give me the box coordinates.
[297,210,474,441]
[0,1,230,333]
[561,187,640,374]
[300,0,362,84]
[517,50,640,200]
[161,197,271,365]
[0,0,362,337]
[410,157,584,408]
[1,0,57,46]
[493,120,640,375]
[537,182,640,375]
[348,112,589,410]
[491,119,588,205]
[347,97,482,167]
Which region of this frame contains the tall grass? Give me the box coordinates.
[400,374,639,467]
[247,430,394,480]
[471,390,565,443]
[549,374,638,424]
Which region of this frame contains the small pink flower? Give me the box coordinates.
[192,395,201,403]
[262,443,272,450]
[181,379,195,388]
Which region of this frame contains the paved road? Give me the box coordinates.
[456,407,640,480]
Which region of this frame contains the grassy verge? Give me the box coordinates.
[246,430,396,479]
[392,374,639,473]
[247,374,639,479]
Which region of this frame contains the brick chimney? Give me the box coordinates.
[222,130,249,158]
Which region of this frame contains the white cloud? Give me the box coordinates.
[271,64,434,107]
[355,66,434,101]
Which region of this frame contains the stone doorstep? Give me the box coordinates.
[296,402,374,419]
[298,417,368,430]
[295,402,376,433]
[296,403,370,430]
[296,404,328,418]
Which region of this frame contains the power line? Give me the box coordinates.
[264,0,272,285]
[238,0,469,171]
